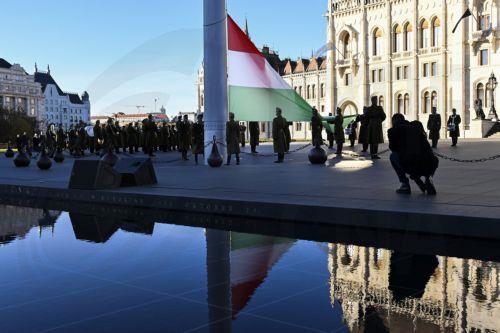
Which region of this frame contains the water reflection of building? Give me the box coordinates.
[328,244,500,332]
[0,206,60,245]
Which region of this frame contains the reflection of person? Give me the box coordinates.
[427,107,441,149]
[311,107,323,146]
[249,121,260,153]
[226,112,240,165]
[272,108,290,163]
[389,114,438,195]
[333,108,344,156]
[366,97,386,159]
[239,123,247,148]
[447,108,461,147]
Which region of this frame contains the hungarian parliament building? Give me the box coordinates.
[197,0,500,139]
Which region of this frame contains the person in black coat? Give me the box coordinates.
[311,107,323,147]
[388,114,438,195]
[366,96,386,160]
[427,107,441,148]
[447,108,461,147]
[357,107,369,152]
[326,113,335,149]
[333,108,345,156]
[249,121,260,153]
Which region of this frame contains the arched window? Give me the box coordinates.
[341,33,351,59]
[373,28,383,56]
[397,94,404,114]
[423,91,430,113]
[431,18,441,47]
[420,20,430,48]
[312,84,316,99]
[404,94,410,114]
[379,95,384,108]
[476,83,487,107]
[431,91,438,108]
[320,84,325,98]
[393,25,403,53]
[307,85,311,99]
[404,23,413,51]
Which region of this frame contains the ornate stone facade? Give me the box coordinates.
[326,0,500,137]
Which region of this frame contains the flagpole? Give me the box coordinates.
[203,0,228,164]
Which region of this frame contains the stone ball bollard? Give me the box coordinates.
[101,147,118,167]
[14,149,31,167]
[54,148,65,163]
[308,145,328,165]
[4,144,14,158]
[37,149,52,170]
[207,136,223,168]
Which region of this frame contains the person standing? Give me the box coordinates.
[178,115,192,160]
[114,121,122,154]
[239,122,247,148]
[427,107,442,149]
[226,112,241,165]
[348,119,358,148]
[366,96,386,159]
[272,107,290,163]
[333,107,345,157]
[249,121,260,153]
[326,112,335,149]
[311,107,323,147]
[93,120,102,155]
[143,114,157,157]
[126,123,137,154]
[357,107,369,152]
[191,114,204,165]
[447,108,461,147]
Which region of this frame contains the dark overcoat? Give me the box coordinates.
[226,120,241,154]
[366,106,386,144]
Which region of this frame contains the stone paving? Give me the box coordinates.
[1,138,500,239]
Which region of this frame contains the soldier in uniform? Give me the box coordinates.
[93,120,102,155]
[366,96,386,159]
[134,122,141,153]
[347,119,358,148]
[239,122,247,148]
[45,124,56,157]
[120,126,128,153]
[447,108,461,147]
[226,112,241,165]
[144,114,158,157]
[191,114,204,164]
[159,122,170,152]
[177,115,192,160]
[77,122,87,156]
[272,107,290,163]
[311,107,323,146]
[427,107,441,149]
[68,125,77,156]
[126,123,137,154]
[357,107,369,152]
[114,121,122,153]
[333,107,345,156]
[57,124,66,151]
[104,118,116,153]
[249,121,260,153]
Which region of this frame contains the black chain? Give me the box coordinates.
[434,151,500,163]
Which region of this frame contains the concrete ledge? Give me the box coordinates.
[0,183,499,240]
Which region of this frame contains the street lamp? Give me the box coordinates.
[486,72,498,120]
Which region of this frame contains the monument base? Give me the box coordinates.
[466,119,497,138]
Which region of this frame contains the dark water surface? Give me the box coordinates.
[0,204,498,333]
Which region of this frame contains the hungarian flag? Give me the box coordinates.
[227,16,313,121]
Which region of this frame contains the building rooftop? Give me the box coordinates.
[34,71,65,95]
[0,58,12,69]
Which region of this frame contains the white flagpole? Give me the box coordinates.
[203,0,228,164]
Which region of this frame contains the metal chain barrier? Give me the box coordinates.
[434,151,500,163]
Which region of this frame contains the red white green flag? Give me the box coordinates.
[227,16,313,121]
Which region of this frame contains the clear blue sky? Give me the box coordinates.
[1,0,327,116]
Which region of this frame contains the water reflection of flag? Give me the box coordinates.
[230,233,294,318]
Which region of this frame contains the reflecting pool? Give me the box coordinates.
[0,204,498,332]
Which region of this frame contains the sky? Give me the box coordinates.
[1,0,327,117]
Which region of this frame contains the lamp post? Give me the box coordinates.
[486,72,498,121]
